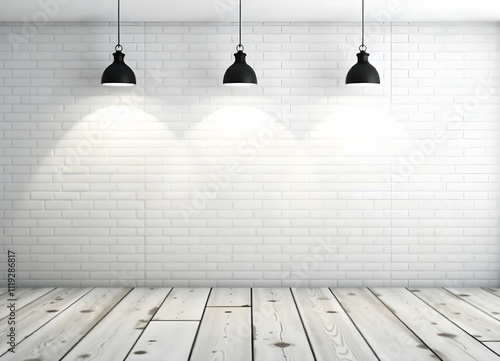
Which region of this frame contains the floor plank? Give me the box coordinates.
[411,288,500,341]
[190,307,252,361]
[484,342,500,355]
[2,288,130,361]
[153,288,209,320]
[60,288,170,361]
[446,288,500,322]
[292,288,378,361]
[252,288,314,361]
[125,321,199,361]
[207,288,251,307]
[0,287,55,319]
[374,288,500,361]
[332,288,438,361]
[0,288,92,355]
[0,287,496,361]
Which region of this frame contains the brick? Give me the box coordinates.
[1,22,499,286]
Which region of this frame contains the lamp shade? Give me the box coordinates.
[346,50,380,85]
[101,50,136,87]
[223,50,257,86]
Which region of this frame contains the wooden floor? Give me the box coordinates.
[1,287,500,360]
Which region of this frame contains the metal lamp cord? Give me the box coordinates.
[361,0,364,47]
[238,0,242,48]
[117,0,121,49]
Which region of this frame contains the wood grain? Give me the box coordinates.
[333,288,437,361]
[125,321,199,360]
[3,288,130,361]
[190,307,252,361]
[3,287,499,361]
[293,288,378,361]
[484,342,500,355]
[252,288,314,361]
[207,288,251,307]
[446,288,500,322]
[0,287,91,355]
[374,288,500,361]
[0,287,55,319]
[484,289,500,297]
[61,288,170,361]
[153,288,209,320]
[411,288,500,341]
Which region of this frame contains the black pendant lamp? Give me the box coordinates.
[223,0,257,86]
[346,0,380,85]
[101,0,136,87]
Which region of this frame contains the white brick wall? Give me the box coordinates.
[0,22,499,287]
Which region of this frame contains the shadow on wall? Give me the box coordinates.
[8,95,437,288]
[10,103,177,286]
[10,100,303,286]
